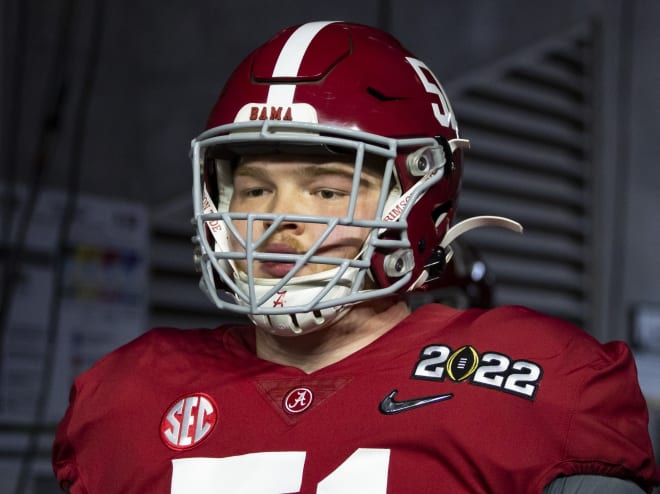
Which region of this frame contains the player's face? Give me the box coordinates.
[228,154,383,279]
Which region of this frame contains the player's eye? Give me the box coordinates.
[315,189,347,200]
[243,188,269,198]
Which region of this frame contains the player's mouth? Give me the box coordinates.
[254,241,352,278]
[258,244,302,278]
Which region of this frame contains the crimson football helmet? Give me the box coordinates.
[191,21,520,335]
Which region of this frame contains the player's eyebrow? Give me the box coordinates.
[306,165,385,191]
[299,163,356,179]
[233,163,270,180]
[234,161,381,186]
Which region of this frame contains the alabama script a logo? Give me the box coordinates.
[273,291,287,308]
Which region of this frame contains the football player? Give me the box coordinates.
[53,21,660,493]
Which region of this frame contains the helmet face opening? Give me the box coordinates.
[190,22,464,334]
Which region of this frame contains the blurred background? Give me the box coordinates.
[1,0,659,492]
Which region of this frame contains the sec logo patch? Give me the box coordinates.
[160,393,218,450]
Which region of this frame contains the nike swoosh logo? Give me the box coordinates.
[379,389,453,415]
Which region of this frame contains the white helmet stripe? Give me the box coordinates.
[267,21,337,106]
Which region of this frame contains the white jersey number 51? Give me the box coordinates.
[171,448,390,493]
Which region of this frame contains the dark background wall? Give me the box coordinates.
[5,0,660,340]
[1,1,659,492]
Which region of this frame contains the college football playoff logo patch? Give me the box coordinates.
[412,344,543,400]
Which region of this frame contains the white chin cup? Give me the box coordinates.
[233,268,359,336]
[249,305,351,337]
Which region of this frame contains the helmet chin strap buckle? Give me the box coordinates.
[422,246,448,282]
[408,215,523,292]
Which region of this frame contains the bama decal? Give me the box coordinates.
[233,102,319,123]
[160,393,218,451]
[411,344,544,400]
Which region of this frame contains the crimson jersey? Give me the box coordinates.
[53,304,660,493]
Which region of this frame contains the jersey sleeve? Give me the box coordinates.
[542,339,660,492]
[51,328,176,493]
[543,474,646,493]
[52,381,86,493]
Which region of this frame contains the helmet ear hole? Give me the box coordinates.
[432,202,452,228]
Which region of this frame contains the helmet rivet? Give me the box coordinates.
[384,249,414,277]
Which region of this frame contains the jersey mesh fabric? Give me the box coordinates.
[52,304,660,493]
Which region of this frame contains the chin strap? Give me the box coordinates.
[408,215,523,291]
[440,215,523,262]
